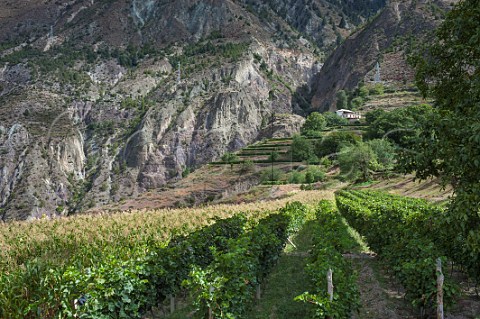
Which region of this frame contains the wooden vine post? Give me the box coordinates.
[169,295,175,314]
[256,283,261,301]
[327,268,334,302]
[208,286,215,319]
[436,258,444,319]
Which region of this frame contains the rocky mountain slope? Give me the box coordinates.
[0,0,387,220]
[311,0,456,111]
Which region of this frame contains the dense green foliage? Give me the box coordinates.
[221,152,239,169]
[260,167,283,183]
[295,200,360,318]
[364,104,434,147]
[0,215,246,318]
[337,139,396,181]
[290,135,316,162]
[301,112,327,136]
[239,160,255,174]
[407,0,480,277]
[337,142,377,181]
[185,202,308,318]
[324,112,349,127]
[366,139,396,170]
[336,190,458,312]
[314,131,360,158]
[287,166,325,185]
[0,200,313,319]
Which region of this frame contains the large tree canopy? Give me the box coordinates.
[301,112,326,136]
[364,104,434,148]
[410,0,480,276]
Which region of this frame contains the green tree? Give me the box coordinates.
[260,168,282,183]
[221,152,239,170]
[364,104,434,147]
[290,135,315,162]
[305,166,326,183]
[350,97,364,110]
[336,90,348,109]
[337,142,378,182]
[357,84,369,99]
[301,112,326,136]
[315,131,361,158]
[288,171,305,184]
[305,171,315,184]
[367,139,396,170]
[364,108,385,126]
[369,83,384,95]
[408,0,480,278]
[324,112,349,127]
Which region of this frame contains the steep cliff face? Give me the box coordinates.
[310,0,456,112]
[0,0,389,220]
[238,0,386,50]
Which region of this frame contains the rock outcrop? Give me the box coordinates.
[311,0,456,112]
[0,0,387,220]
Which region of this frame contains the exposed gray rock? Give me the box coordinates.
[0,0,392,219]
[311,0,454,112]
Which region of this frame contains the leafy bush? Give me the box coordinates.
[221,152,239,169]
[185,213,293,318]
[337,142,378,182]
[290,134,316,162]
[324,112,349,127]
[350,97,364,109]
[288,170,306,184]
[260,168,283,183]
[367,139,396,170]
[369,83,384,95]
[239,160,255,174]
[305,166,326,183]
[301,112,326,136]
[315,131,361,158]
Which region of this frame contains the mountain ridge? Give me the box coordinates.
[311,0,456,111]
[0,0,446,221]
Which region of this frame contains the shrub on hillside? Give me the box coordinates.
[290,135,316,162]
[301,112,326,136]
[260,168,283,183]
[315,131,361,158]
[324,112,349,127]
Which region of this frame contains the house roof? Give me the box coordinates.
[336,109,355,113]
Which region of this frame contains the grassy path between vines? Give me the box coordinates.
[249,213,418,319]
[247,220,316,319]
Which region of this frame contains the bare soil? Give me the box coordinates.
[348,252,417,319]
[445,267,480,319]
[347,253,480,319]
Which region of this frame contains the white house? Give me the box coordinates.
[336,109,362,122]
